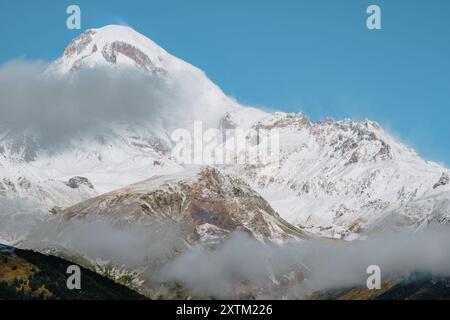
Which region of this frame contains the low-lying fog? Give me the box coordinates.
[1,197,450,298]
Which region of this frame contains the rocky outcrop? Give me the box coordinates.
[60,167,305,246]
[63,30,95,58]
[433,173,449,189]
[65,176,94,189]
[102,41,165,74]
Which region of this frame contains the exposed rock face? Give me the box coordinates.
[60,167,305,246]
[348,151,359,164]
[0,178,16,196]
[63,30,95,58]
[434,173,449,189]
[48,25,181,76]
[65,176,94,189]
[102,41,166,74]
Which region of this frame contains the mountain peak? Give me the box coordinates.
[83,24,164,53]
[48,25,185,75]
[91,24,138,33]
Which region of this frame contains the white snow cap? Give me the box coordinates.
[49,24,194,75]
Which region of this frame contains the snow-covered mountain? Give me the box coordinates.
[1,24,449,242]
[0,25,238,207]
[47,24,240,125]
[222,110,450,239]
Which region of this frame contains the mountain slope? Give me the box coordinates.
[222,110,450,239]
[0,243,146,300]
[59,166,306,246]
[311,273,450,300]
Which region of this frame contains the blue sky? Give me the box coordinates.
[0,0,449,166]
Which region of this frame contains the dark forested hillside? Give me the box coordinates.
[0,244,146,300]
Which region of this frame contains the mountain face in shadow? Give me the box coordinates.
[311,273,450,300]
[0,244,146,300]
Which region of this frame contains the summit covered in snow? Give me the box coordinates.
[50,25,194,75]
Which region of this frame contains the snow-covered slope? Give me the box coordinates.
[221,110,450,239]
[1,24,449,241]
[0,122,183,207]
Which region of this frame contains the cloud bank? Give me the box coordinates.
[159,227,450,297]
[0,60,233,149]
[1,197,450,298]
